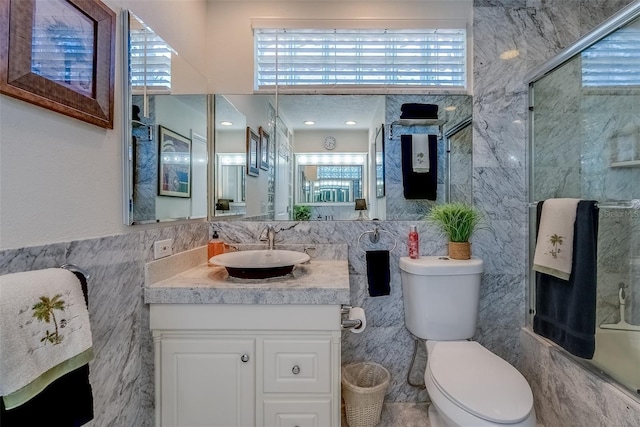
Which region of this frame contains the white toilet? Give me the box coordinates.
[399,256,536,427]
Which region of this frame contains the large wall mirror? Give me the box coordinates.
[122,10,209,225]
[121,11,474,224]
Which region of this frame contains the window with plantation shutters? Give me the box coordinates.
[254,28,466,89]
[130,29,172,94]
[581,21,640,87]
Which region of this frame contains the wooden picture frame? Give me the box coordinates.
[259,126,270,170]
[158,126,191,198]
[0,0,115,128]
[246,127,260,176]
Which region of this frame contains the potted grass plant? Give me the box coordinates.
[427,203,483,260]
[293,205,311,221]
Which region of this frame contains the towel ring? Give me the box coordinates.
[357,228,397,254]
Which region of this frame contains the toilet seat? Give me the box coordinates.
[428,341,533,424]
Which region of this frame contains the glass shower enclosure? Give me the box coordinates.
[527,1,640,396]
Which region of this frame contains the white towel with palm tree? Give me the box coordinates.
[0,268,93,409]
[533,198,581,281]
[411,134,430,173]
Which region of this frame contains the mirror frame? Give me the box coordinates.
[121,9,133,224]
[376,124,385,198]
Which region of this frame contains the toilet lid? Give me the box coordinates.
[429,341,533,424]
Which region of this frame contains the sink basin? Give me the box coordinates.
[209,250,311,279]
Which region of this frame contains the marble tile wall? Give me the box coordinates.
[0,222,209,427]
[519,328,640,427]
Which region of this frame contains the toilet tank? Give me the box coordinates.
[399,256,484,340]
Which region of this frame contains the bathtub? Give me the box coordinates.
[590,327,640,393]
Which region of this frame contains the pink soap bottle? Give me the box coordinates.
[408,225,420,259]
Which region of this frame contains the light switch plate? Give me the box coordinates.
[154,239,173,259]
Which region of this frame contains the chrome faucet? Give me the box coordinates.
[264,224,276,250]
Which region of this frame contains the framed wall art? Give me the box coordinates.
[158,126,191,198]
[246,127,260,177]
[0,0,115,128]
[259,126,270,170]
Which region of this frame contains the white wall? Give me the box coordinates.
[293,129,368,153]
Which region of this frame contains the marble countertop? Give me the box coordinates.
[144,246,350,305]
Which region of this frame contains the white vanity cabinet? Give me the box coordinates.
[150,304,342,427]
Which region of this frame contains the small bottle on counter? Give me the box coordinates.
[208,231,225,265]
[408,225,420,259]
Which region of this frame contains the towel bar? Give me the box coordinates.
[529,200,640,210]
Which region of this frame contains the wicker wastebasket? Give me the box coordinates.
[341,362,390,427]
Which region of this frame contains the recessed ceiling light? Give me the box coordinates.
[220,121,233,126]
[345,120,356,125]
[500,49,519,60]
[304,120,316,125]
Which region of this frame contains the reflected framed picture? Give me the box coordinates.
[259,126,270,170]
[246,127,260,176]
[0,0,115,128]
[158,126,191,198]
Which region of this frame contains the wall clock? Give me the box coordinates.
[323,136,337,150]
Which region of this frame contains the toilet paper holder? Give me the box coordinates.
[341,305,363,330]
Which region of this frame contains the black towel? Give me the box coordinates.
[401,134,438,200]
[366,250,391,297]
[1,271,94,426]
[533,200,599,359]
[400,103,438,119]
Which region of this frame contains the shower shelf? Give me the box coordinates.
[610,160,640,168]
[388,118,445,140]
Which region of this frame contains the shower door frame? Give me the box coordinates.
[525,0,640,329]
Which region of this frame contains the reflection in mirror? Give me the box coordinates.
[213,94,472,221]
[213,96,248,217]
[384,95,473,220]
[296,153,366,203]
[216,153,245,216]
[212,94,276,220]
[123,11,208,225]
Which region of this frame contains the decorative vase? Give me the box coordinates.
[449,241,471,260]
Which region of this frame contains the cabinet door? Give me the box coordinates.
[263,398,331,427]
[160,337,255,427]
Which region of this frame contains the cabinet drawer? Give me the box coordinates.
[263,398,331,427]
[263,338,331,393]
